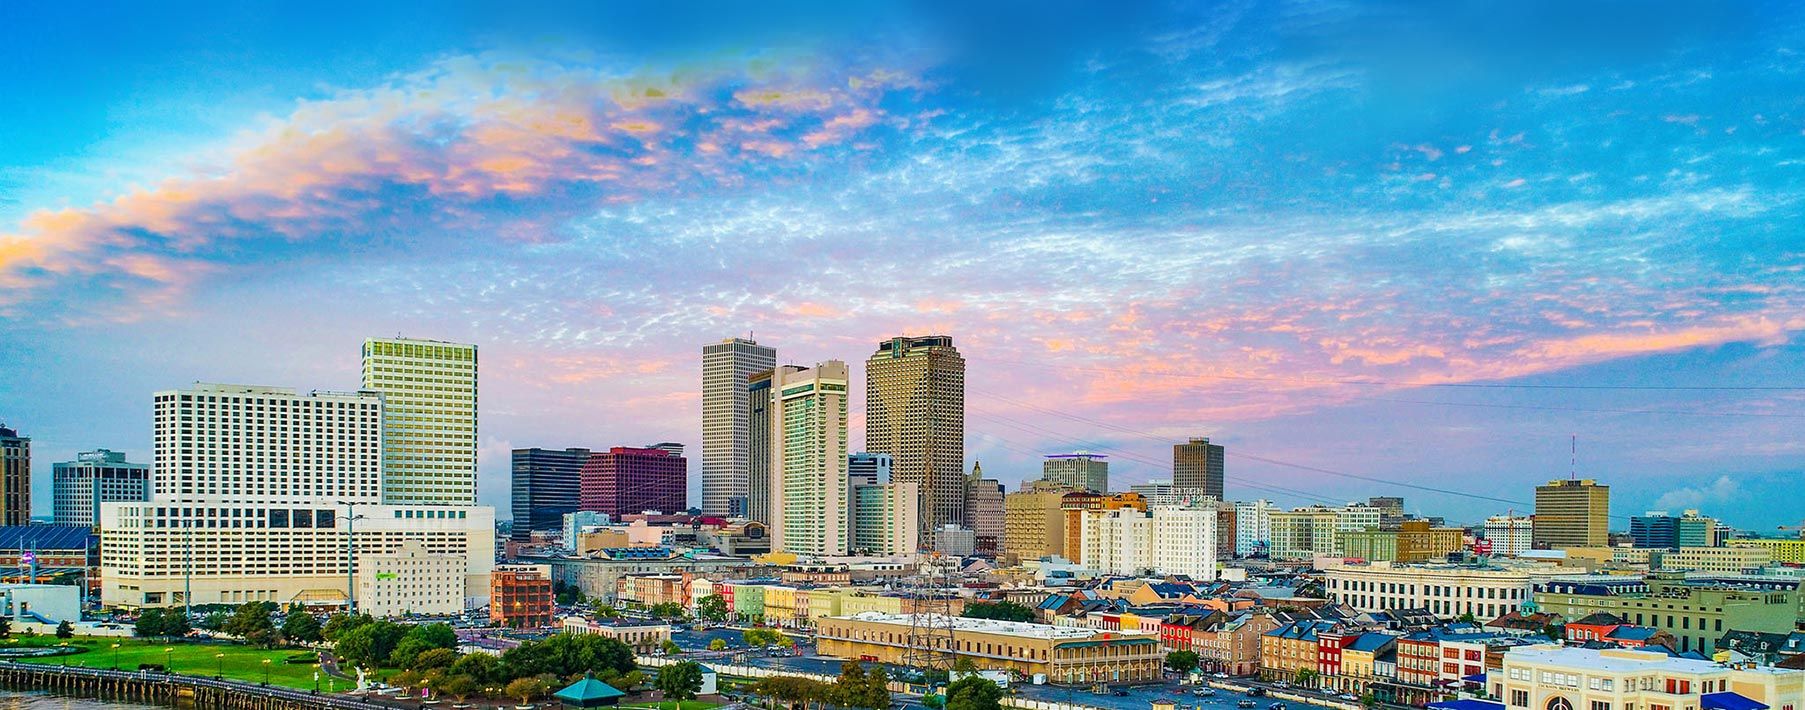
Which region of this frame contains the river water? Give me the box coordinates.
[0,689,160,709]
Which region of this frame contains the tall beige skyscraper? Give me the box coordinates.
[769,361,850,556]
[1533,478,1610,548]
[701,337,777,517]
[362,338,478,505]
[1173,437,1224,500]
[865,335,965,546]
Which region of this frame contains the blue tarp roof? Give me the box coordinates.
[1428,701,1504,710]
[0,525,95,551]
[1702,693,1768,710]
[1462,673,1487,683]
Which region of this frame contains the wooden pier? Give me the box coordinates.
[0,660,396,709]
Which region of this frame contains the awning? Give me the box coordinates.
[1462,673,1487,684]
[1703,693,1769,710]
[1427,701,1505,710]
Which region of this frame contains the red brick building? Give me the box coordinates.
[580,447,687,518]
[491,565,555,628]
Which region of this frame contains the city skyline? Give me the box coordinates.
[4,4,1805,528]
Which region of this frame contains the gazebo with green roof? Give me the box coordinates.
[554,673,626,708]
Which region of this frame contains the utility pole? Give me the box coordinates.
[341,502,366,615]
[184,518,193,622]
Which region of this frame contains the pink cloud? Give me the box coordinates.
[0,54,921,311]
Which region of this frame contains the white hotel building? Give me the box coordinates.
[101,340,495,611]
[1324,560,1577,620]
[1080,505,1218,580]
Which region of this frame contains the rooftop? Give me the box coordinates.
[835,611,1151,641]
[1503,645,1735,674]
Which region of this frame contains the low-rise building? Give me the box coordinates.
[1487,645,1805,710]
[1262,619,1341,684]
[560,616,672,651]
[357,540,466,618]
[491,564,555,628]
[1325,560,1574,620]
[1534,577,1801,655]
[816,611,1163,685]
[1728,538,1805,565]
[615,574,687,609]
[1653,547,1772,574]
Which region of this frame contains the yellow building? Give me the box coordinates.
[1003,489,1069,561]
[1534,479,1610,548]
[817,612,1162,685]
[1654,546,1771,574]
[1728,538,1805,565]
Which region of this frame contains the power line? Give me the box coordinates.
[981,357,1805,392]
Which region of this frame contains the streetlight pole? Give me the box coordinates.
[340,502,367,616]
[184,518,193,625]
[215,651,224,679]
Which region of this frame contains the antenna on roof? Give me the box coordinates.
[1570,434,1577,480]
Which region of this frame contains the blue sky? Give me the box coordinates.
[3,1,1803,529]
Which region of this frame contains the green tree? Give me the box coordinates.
[281,610,322,644]
[1458,612,1477,624]
[945,675,1002,710]
[321,612,371,642]
[411,647,460,671]
[55,620,73,639]
[923,694,944,710]
[657,661,706,710]
[708,639,728,652]
[661,639,683,655]
[696,594,728,622]
[450,651,500,684]
[437,673,480,703]
[163,611,191,640]
[333,619,405,669]
[505,676,551,705]
[620,670,648,690]
[863,666,893,710]
[593,601,623,618]
[200,610,231,632]
[1294,668,1319,688]
[1165,650,1200,674]
[960,601,1037,623]
[391,669,424,694]
[223,601,277,647]
[744,628,784,647]
[133,609,165,639]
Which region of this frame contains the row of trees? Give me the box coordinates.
[959,602,1036,623]
[138,601,325,648]
[752,661,893,710]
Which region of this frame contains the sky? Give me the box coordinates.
[3,1,1804,531]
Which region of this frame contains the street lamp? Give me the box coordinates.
[110,642,121,670]
[215,651,225,679]
[261,657,272,686]
[164,647,173,674]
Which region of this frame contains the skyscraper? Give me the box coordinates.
[701,337,777,518]
[865,335,964,545]
[769,362,850,556]
[1041,453,1108,492]
[0,425,28,526]
[851,481,920,556]
[510,448,589,542]
[1172,437,1224,500]
[580,447,688,518]
[1533,478,1610,548]
[52,449,150,527]
[745,368,774,522]
[965,462,1005,554]
[362,337,479,505]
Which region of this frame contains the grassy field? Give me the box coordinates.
[622,701,725,710]
[9,636,329,690]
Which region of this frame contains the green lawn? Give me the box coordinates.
[9,636,330,691]
[622,701,724,710]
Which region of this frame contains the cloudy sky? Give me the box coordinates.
[3,2,1803,530]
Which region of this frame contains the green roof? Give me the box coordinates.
[555,677,626,702]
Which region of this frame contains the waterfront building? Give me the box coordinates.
[362,337,478,505]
